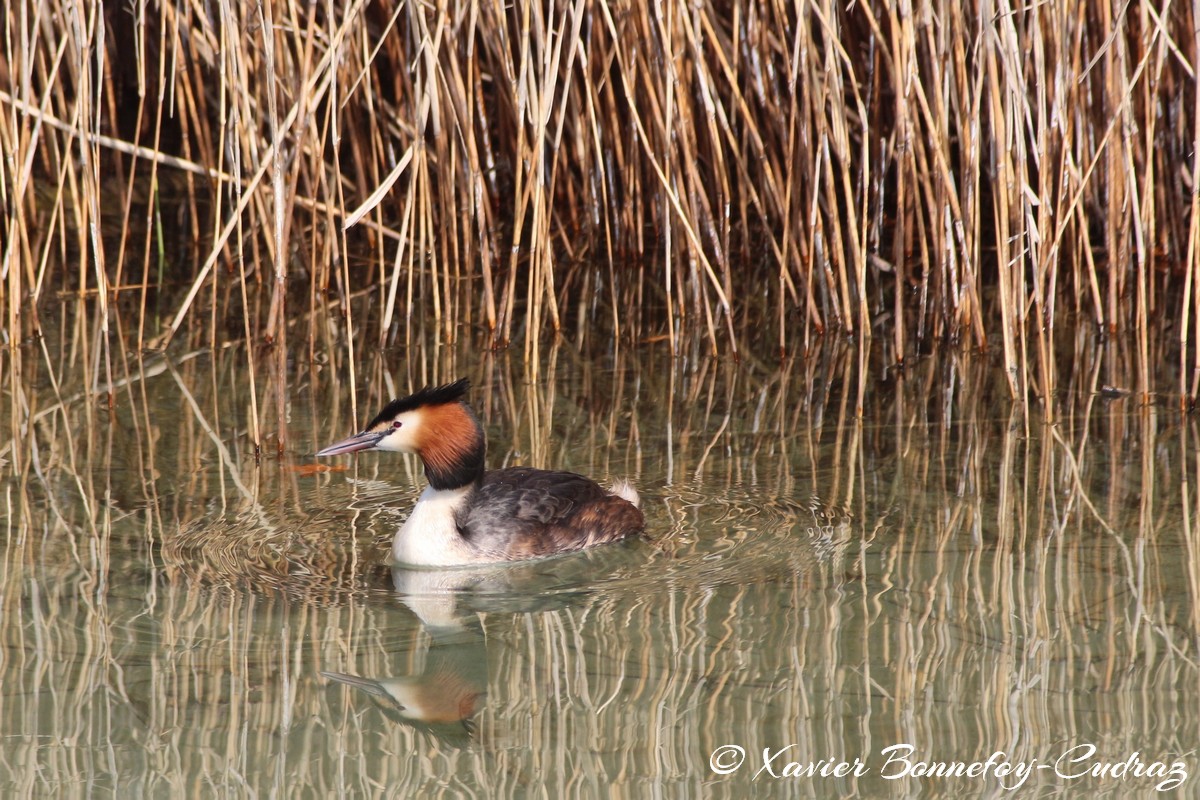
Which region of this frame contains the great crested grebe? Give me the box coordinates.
[316,378,644,566]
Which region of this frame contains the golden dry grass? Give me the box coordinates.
[2,0,1199,409]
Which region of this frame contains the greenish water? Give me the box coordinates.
[2,323,1197,798]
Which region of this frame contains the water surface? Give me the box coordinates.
[2,324,1196,797]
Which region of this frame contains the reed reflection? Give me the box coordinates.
[1,312,1198,797]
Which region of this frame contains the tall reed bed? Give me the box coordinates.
[2,0,1198,406]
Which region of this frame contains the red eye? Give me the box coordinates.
[392,421,402,429]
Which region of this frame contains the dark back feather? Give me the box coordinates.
[456,467,644,560]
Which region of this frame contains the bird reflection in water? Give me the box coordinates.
[322,561,586,744]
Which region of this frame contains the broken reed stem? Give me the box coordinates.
[2,0,1199,406]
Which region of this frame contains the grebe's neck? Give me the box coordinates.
[417,402,486,491]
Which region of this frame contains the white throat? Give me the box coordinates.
[392,485,481,566]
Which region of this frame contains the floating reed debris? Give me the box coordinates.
[2,0,1199,406]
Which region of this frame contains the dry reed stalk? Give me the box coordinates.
[1184,3,1200,408]
[4,0,1200,411]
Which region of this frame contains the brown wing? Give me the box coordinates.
[457,467,644,560]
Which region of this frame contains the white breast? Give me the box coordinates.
[392,485,482,566]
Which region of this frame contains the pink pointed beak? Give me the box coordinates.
[315,430,385,457]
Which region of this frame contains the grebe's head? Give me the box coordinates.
[317,378,485,489]
[321,669,483,743]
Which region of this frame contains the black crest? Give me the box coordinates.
[365,378,471,430]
